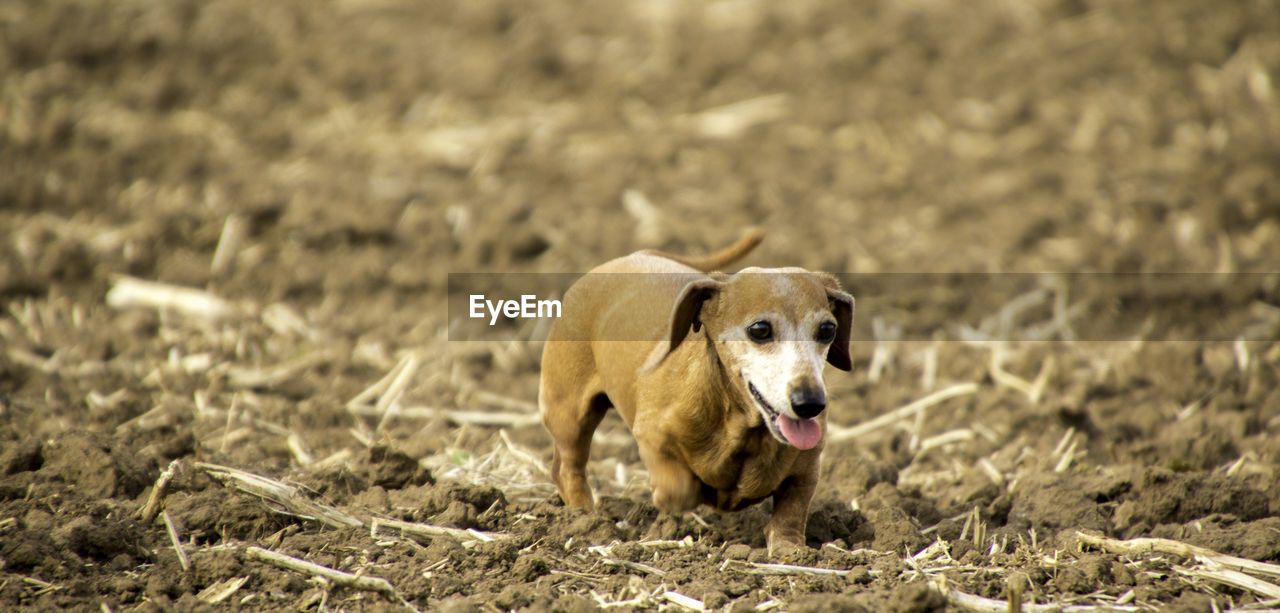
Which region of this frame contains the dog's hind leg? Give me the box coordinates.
[541,378,609,511]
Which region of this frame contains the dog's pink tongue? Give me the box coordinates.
[776,414,822,450]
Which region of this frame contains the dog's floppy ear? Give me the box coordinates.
[640,278,720,374]
[815,273,854,371]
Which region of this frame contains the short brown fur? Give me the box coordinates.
[539,231,852,553]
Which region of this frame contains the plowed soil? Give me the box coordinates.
[2,0,1279,611]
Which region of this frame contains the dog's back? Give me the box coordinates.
[547,229,766,360]
[636,228,764,272]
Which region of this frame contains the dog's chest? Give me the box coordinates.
[686,424,800,510]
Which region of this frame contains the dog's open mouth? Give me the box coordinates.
[747,382,822,450]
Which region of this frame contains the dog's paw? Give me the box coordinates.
[651,486,699,515]
[765,536,812,562]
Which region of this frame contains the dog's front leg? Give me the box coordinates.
[638,444,701,514]
[765,467,819,555]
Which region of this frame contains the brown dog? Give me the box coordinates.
[539,230,853,553]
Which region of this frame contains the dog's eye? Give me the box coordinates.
[815,321,837,343]
[746,321,773,343]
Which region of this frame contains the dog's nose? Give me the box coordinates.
[789,388,827,419]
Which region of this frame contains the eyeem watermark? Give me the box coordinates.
[448,272,1278,341]
[470,294,562,326]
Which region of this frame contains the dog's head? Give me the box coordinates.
[650,268,853,450]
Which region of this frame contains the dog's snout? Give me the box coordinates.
[789,388,826,419]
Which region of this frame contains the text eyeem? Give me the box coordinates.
[469,294,561,326]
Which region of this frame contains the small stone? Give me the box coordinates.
[702,590,730,610]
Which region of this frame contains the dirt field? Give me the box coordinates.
[3,0,1280,611]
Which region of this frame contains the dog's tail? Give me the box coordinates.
[640,228,765,272]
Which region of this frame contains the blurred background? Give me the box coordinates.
[5,0,1278,402]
